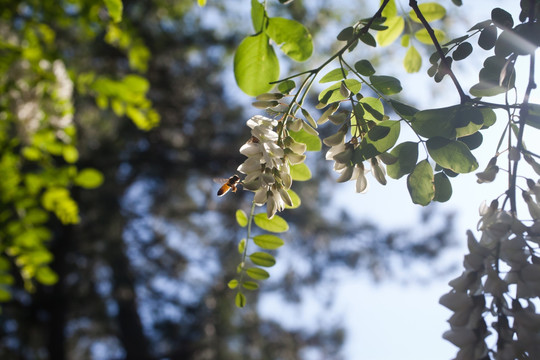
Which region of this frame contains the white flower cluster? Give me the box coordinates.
[237,115,306,219]
[440,192,540,359]
[326,140,387,193]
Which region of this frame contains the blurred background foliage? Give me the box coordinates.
[0,0,456,359]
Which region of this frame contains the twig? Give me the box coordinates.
[409,0,469,104]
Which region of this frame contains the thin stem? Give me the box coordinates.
[239,201,257,284]
[409,0,469,104]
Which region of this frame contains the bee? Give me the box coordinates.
[216,175,241,196]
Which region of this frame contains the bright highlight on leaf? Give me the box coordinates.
[376,16,404,47]
[236,210,248,227]
[404,46,422,73]
[74,168,104,189]
[197,0,207,6]
[253,234,285,250]
[415,28,446,45]
[290,163,312,181]
[253,213,289,233]
[409,3,446,23]
[266,17,313,62]
[234,34,279,96]
[249,252,276,267]
[103,0,123,23]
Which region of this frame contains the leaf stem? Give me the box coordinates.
[409,0,469,104]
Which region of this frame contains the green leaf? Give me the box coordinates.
[387,141,419,179]
[234,33,279,96]
[249,252,276,267]
[404,46,422,73]
[62,145,79,163]
[103,0,123,23]
[370,75,402,95]
[354,60,376,76]
[359,32,377,47]
[407,160,434,206]
[459,131,483,150]
[289,128,321,151]
[409,3,446,23]
[415,28,446,45]
[363,120,400,153]
[389,100,418,120]
[427,137,479,173]
[318,79,361,104]
[526,103,540,129]
[236,210,248,227]
[242,281,260,290]
[320,68,348,83]
[253,234,285,250]
[478,25,497,50]
[0,288,11,302]
[278,80,296,94]
[285,189,301,209]
[238,238,246,254]
[74,168,104,189]
[360,97,384,121]
[266,17,313,62]
[433,172,452,202]
[251,0,265,31]
[35,266,58,285]
[381,0,397,18]
[246,267,270,280]
[411,105,458,139]
[254,213,289,233]
[228,279,239,289]
[198,0,206,6]
[491,8,514,29]
[290,163,311,181]
[235,292,246,308]
[376,16,404,47]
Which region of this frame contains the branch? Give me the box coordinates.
[409,0,469,104]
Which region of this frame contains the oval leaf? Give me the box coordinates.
[370,75,402,95]
[284,189,301,209]
[427,137,479,173]
[290,163,312,181]
[242,281,260,291]
[354,60,376,76]
[246,267,270,280]
[254,213,289,233]
[452,42,473,61]
[415,28,446,45]
[74,168,104,189]
[253,234,285,250]
[404,46,422,73]
[249,252,276,267]
[376,16,404,47]
[318,79,361,104]
[235,292,246,308]
[289,128,321,152]
[320,68,348,83]
[387,141,419,179]
[409,3,446,23]
[236,209,248,227]
[228,279,239,289]
[364,120,400,153]
[433,172,452,202]
[234,34,279,96]
[407,160,435,206]
[266,17,313,62]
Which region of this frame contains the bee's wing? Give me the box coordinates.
[213,178,228,185]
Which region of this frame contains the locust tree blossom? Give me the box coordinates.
[237,115,305,219]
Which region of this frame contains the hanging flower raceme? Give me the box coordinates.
[238,115,305,219]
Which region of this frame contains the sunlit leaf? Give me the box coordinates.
[253,213,289,233]
[228,279,239,289]
[74,168,104,189]
[387,141,419,179]
[427,137,479,173]
[363,120,400,153]
[290,163,311,181]
[236,210,248,227]
[289,128,321,151]
[246,267,270,280]
[415,28,446,45]
[318,79,361,104]
[249,252,276,267]
[35,266,58,285]
[278,80,296,94]
[404,46,422,73]
[238,238,246,254]
[253,234,284,250]
[235,292,246,308]
[266,17,313,62]
[407,160,434,206]
[234,33,279,96]
[242,281,259,290]
[409,3,446,23]
[103,0,123,23]
[389,99,418,120]
[320,68,348,83]
[381,0,397,18]
[376,16,404,47]
[251,0,265,31]
[284,189,301,209]
[360,97,384,121]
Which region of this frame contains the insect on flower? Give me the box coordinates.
[216,175,241,196]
